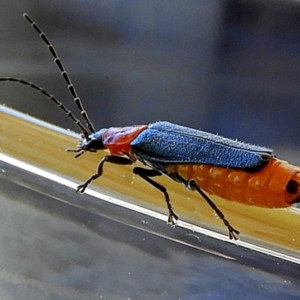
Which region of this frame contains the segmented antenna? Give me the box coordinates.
[22,13,95,135]
[0,77,88,137]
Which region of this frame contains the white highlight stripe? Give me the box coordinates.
[0,152,300,264]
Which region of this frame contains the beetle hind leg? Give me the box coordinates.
[186,179,240,240]
[133,167,179,225]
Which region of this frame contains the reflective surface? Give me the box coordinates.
[0,157,300,299]
[2,105,300,254]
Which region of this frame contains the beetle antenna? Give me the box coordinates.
[23,13,96,135]
[0,77,89,138]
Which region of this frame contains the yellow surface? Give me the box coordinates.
[1,105,300,255]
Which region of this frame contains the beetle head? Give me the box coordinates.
[66,128,107,158]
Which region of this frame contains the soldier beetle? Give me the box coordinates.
[1,13,300,240]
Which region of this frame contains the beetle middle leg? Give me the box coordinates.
[77,155,133,193]
[133,167,179,225]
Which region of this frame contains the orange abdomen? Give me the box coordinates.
[169,159,300,208]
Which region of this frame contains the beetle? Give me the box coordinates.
[1,13,300,240]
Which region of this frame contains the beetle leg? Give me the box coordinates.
[133,167,179,225]
[186,179,240,240]
[77,155,133,193]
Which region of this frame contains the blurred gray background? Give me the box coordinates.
[1,2,300,299]
[1,0,300,163]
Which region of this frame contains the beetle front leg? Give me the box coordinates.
[133,167,179,225]
[77,156,133,193]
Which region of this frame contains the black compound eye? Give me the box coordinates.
[84,139,105,151]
